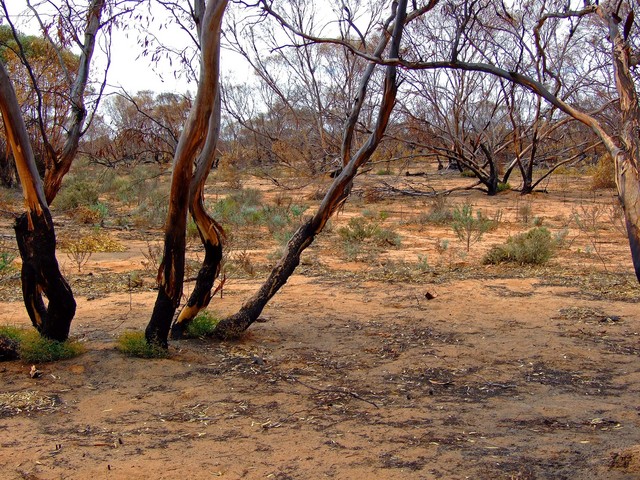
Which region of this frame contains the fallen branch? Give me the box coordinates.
[378,180,482,197]
[286,375,380,409]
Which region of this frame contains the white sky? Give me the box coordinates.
[4,0,206,95]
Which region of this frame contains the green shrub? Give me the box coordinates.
[54,179,100,211]
[451,203,496,251]
[133,189,169,227]
[290,204,308,217]
[497,182,511,192]
[338,216,401,247]
[116,331,169,358]
[16,330,85,363]
[0,325,24,342]
[483,227,555,266]
[213,189,263,225]
[185,311,220,338]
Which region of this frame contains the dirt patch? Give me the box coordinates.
[1,172,640,479]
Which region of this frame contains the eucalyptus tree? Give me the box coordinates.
[145,0,228,346]
[0,0,121,340]
[211,0,429,339]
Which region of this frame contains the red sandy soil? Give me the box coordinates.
[2,171,640,479]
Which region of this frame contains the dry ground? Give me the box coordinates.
[1,169,640,479]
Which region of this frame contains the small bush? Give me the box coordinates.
[116,331,169,358]
[185,311,220,338]
[71,205,105,225]
[415,195,453,225]
[0,325,25,342]
[142,241,163,274]
[451,203,496,251]
[590,154,616,190]
[338,216,400,261]
[133,189,169,228]
[16,330,85,363]
[497,182,511,192]
[483,227,555,266]
[213,189,263,225]
[60,230,125,272]
[338,216,401,247]
[54,179,100,211]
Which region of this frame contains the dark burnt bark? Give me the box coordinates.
[145,0,228,347]
[212,0,408,339]
[15,210,76,341]
[145,286,175,348]
[170,220,223,339]
[0,58,76,342]
[213,220,315,338]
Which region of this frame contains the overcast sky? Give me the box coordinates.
[5,0,203,95]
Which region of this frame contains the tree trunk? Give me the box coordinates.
[213,0,408,338]
[15,210,76,341]
[214,219,315,338]
[0,62,76,341]
[170,62,225,339]
[170,184,224,339]
[145,0,228,347]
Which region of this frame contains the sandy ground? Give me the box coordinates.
[2,172,640,479]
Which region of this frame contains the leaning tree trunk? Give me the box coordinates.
[0,63,75,341]
[145,0,228,347]
[213,0,409,339]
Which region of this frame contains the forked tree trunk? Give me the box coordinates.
[25,0,107,204]
[213,0,409,339]
[0,63,76,341]
[170,115,225,341]
[145,0,228,347]
[15,210,76,340]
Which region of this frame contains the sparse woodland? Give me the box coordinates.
[2,1,640,478]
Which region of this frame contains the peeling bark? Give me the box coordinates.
[0,62,75,341]
[145,0,228,347]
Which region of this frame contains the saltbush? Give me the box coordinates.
[483,227,555,266]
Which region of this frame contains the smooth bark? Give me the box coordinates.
[146,0,228,347]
